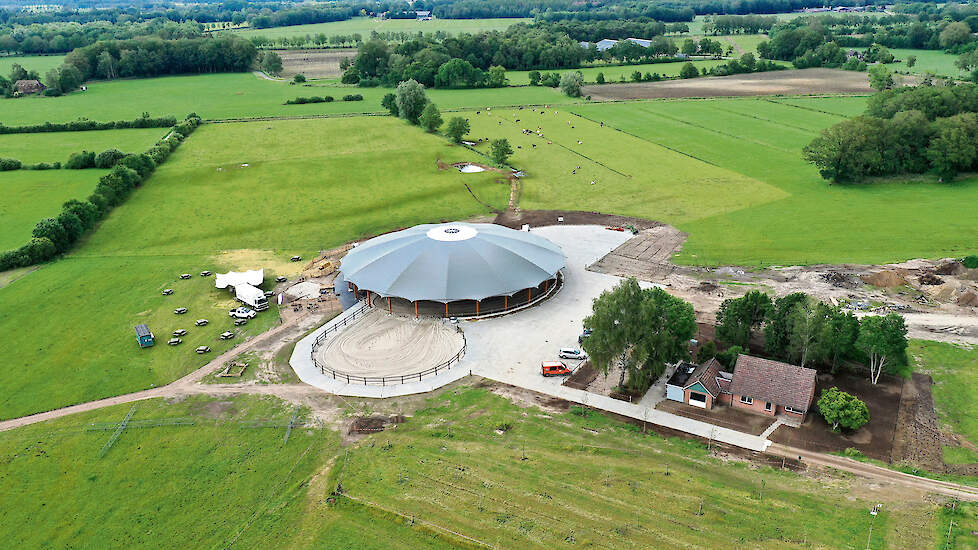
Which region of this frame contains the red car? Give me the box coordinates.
[541,361,572,377]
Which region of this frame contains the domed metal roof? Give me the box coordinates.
[339,223,566,303]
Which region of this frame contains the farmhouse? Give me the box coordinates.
[339,222,565,318]
[666,355,817,420]
[14,79,45,95]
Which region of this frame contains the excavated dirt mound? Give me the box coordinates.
[919,273,944,286]
[861,270,907,288]
[936,261,965,275]
[891,374,945,472]
[958,291,978,307]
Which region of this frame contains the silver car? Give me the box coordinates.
[558,348,587,360]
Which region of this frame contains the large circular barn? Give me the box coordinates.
[339,222,566,318]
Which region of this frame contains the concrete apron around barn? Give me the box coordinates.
[290,225,770,453]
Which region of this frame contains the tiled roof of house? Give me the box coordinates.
[683,359,722,397]
[729,354,817,411]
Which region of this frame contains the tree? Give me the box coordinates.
[906,55,917,69]
[259,51,282,76]
[679,62,699,79]
[9,62,28,81]
[956,50,978,82]
[559,71,583,97]
[32,218,68,253]
[940,22,973,49]
[445,117,470,144]
[631,70,642,83]
[763,293,808,361]
[395,79,428,124]
[856,314,908,384]
[815,307,860,373]
[95,149,125,169]
[927,113,978,181]
[581,278,696,391]
[715,290,772,350]
[868,65,893,91]
[694,340,717,364]
[786,299,827,368]
[595,72,605,84]
[419,102,442,133]
[681,38,697,56]
[528,70,541,86]
[817,388,870,431]
[293,73,306,83]
[381,92,398,116]
[489,138,514,165]
[487,65,507,88]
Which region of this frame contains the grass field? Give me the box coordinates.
[0,395,338,548]
[0,116,508,419]
[317,387,931,548]
[505,59,730,85]
[0,386,937,548]
[232,16,529,41]
[910,341,978,452]
[887,48,968,79]
[0,72,576,125]
[564,97,978,265]
[0,128,168,164]
[0,54,65,76]
[462,106,785,224]
[0,169,105,250]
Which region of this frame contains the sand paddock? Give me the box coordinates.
[314,308,464,379]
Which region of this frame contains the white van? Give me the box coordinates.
[558,348,587,360]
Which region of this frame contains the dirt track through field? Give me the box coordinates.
[582,68,876,100]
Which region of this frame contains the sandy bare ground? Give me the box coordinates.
[273,49,357,79]
[582,68,878,100]
[589,225,978,346]
[314,309,464,378]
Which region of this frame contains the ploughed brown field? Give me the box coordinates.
[273,48,357,79]
[582,68,879,100]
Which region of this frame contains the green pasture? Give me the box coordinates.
[0,72,574,125]
[910,341,978,452]
[0,116,508,419]
[0,54,65,76]
[0,169,104,250]
[321,387,925,549]
[0,395,338,549]
[886,48,968,79]
[0,128,167,164]
[462,106,784,225]
[505,59,729,85]
[569,97,978,265]
[0,387,935,548]
[232,16,530,41]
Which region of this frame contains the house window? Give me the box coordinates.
[784,406,804,415]
[764,402,773,412]
[739,395,753,405]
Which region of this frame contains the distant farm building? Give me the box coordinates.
[415,10,432,20]
[595,39,618,51]
[666,355,817,420]
[14,79,45,95]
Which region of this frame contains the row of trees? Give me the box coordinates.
[703,14,777,35]
[0,115,200,272]
[715,290,908,384]
[0,112,176,134]
[805,83,978,181]
[63,36,257,81]
[0,19,204,55]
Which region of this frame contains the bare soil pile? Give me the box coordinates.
[861,270,907,288]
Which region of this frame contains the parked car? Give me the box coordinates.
[179,274,191,280]
[578,329,592,344]
[541,361,572,377]
[172,329,187,337]
[233,318,248,326]
[195,319,209,326]
[168,338,182,346]
[195,345,210,354]
[219,331,235,340]
[162,289,174,295]
[228,307,257,319]
[558,348,587,360]
[173,307,188,314]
